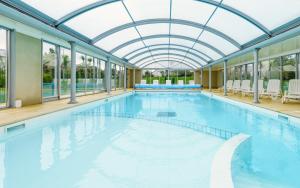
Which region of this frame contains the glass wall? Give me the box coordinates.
[0,29,8,108]
[282,54,296,91]
[95,59,105,91]
[76,53,86,95]
[111,63,116,90]
[116,64,120,89]
[185,70,194,84]
[42,42,58,98]
[120,66,124,88]
[170,70,178,84]
[60,48,71,98]
[86,56,94,93]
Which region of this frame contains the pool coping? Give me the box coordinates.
[210,133,251,188]
[201,91,300,127]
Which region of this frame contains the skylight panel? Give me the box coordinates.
[193,43,222,60]
[22,0,98,19]
[207,8,264,44]
[113,41,145,58]
[65,2,131,38]
[95,28,139,52]
[137,24,169,37]
[123,0,170,21]
[171,24,202,39]
[224,0,300,30]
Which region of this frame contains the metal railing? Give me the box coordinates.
[73,111,237,140]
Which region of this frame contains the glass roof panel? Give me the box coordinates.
[198,31,238,55]
[113,41,145,57]
[172,0,216,24]
[65,2,131,38]
[95,28,140,52]
[130,52,153,63]
[144,38,169,46]
[123,0,170,21]
[224,0,300,30]
[185,53,207,65]
[22,0,98,19]
[137,24,169,36]
[170,38,194,48]
[193,43,222,60]
[170,24,202,39]
[208,8,264,44]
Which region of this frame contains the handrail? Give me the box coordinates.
[73,111,237,140]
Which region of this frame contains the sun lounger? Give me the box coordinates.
[282,79,300,103]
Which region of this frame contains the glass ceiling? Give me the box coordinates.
[18,0,300,69]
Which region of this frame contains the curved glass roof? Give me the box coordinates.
[18,0,300,69]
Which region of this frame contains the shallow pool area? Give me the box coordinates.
[0,91,300,188]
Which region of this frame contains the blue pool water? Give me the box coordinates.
[1,91,300,188]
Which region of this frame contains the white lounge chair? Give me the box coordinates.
[261,79,281,99]
[282,79,300,103]
[189,80,195,85]
[166,80,172,85]
[232,80,241,93]
[153,80,159,85]
[226,80,233,91]
[240,80,251,94]
[178,80,184,85]
[141,79,147,84]
[243,80,264,96]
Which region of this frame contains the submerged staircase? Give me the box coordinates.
[73,110,237,140]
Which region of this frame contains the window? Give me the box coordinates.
[76,53,86,95]
[120,66,124,88]
[269,58,281,80]
[185,70,194,84]
[86,56,94,93]
[95,58,105,91]
[42,42,58,98]
[178,70,185,83]
[60,48,71,98]
[115,64,120,89]
[142,69,151,84]
[111,63,116,90]
[246,63,253,81]
[260,60,270,88]
[0,29,8,108]
[282,54,296,91]
[170,70,178,84]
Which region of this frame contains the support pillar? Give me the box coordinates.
[253,48,260,103]
[69,41,77,104]
[224,60,228,96]
[209,66,212,92]
[9,29,16,107]
[124,65,127,91]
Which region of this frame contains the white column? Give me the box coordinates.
[253,48,260,103]
[124,65,127,91]
[9,29,16,107]
[209,66,212,92]
[69,41,77,104]
[224,60,228,96]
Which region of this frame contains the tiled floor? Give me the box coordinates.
[0,90,131,127]
[205,89,300,118]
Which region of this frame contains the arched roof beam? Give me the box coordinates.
[125,44,212,61]
[55,0,271,36]
[110,34,225,57]
[140,60,197,69]
[129,47,208,63]
[132,52,204,67]
[139,57,195,66]
[92,18,241,48]
[124,43,213,61]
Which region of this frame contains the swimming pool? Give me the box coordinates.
[1,91,300,188]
